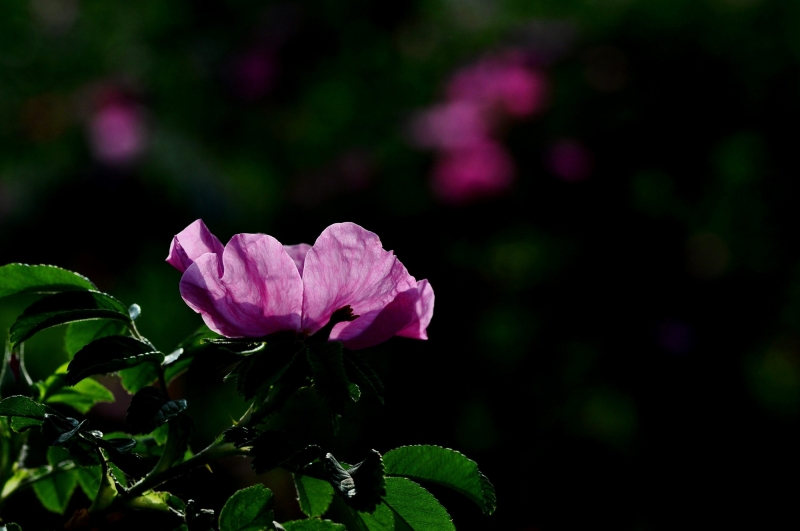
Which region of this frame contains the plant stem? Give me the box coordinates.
[125,439,246,498]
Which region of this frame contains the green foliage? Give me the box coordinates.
[218,484,276,531]
[342,352,384,405]
[382,477,455,531]
[307,342,359,414]
[227,340,302,400]
[283,520,345,531]
[383,445,496,515]
[39,363,114,414]
[126,387,186,434]
[0,395,48,420]
[356,502,394,531]
[0,264,95,299]
[9,291,131,348]
[0,523,23,531]
[41,415,86,446]
[119,363,161,394]
[64,320,126,359]
[67,336,163,386]
[294,474,335,518]
[0,264,495,530]
[30,449,83,515]
[32,470,78,514]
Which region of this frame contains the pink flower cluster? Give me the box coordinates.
[167,220,434,350]
[409,51,547,203]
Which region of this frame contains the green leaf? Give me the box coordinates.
[0,395,48,419]
[46,377,114,414]
[282,520,346,531]
[357,502,395,531]
[382,477,454,531]
[64,320,126,359]
[325,497,392,531]
[218,484,276,531]
[119,363,160,394]
[148,413,193,478]
[10,417,42,432]
[76,465,102,499]
[383,445,496,515]
[10,291,131,347]
[294,474,335,518]
[32,468,78,514]
[67,336,163,386]
[126,387,186,434]
[227,340,303,400]
[0,523,23,531]
[343,352,384,405]
[41,364,114,414]
[306,342,357,414]
[0,264,95,299]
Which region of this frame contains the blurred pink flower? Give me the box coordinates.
[167,220,434,350]
[88,101,146,165]
[409,100,489,149]
[432,141,515,203]
[447,54,548,117]
[547,139,593,182]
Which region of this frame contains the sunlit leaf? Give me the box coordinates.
[383,445,496,515]
[294,473,335,518]
[282,520,346,531]
[382,477,454,531]
[42,365,114,414]
[0,264,95,299]
[32,469,78,514]
[218,484,275,531]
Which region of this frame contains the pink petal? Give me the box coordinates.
[396,279,435,340]
[179,233,303,337]
[283,243,312,276]
[301,223,417,338]
[166,219,225,273]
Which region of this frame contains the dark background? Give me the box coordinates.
[2,0,800,529]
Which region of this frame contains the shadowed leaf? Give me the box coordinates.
[67,336,163,386]
[10,291,131,347]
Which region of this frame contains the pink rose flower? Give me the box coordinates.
[167,220,434,350]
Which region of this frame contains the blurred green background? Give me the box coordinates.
[2,0,800,529]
